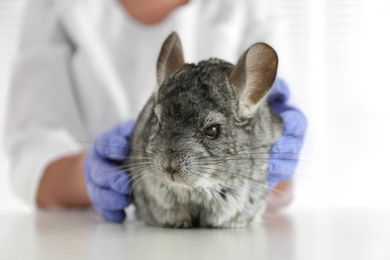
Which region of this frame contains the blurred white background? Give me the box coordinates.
[0,0,390,212]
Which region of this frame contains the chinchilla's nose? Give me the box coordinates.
[165,162,180,175]
[165,162,181,182]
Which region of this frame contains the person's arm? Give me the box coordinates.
[37,153,91,208]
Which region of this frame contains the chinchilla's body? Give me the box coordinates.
[126,32,283,228]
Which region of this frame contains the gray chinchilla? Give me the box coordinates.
[125,32,283,228]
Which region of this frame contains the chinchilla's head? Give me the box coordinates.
[146,32,278,189]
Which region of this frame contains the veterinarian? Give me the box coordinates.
[4,0,306,222]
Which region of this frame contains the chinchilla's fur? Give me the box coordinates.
[125,32,283,228]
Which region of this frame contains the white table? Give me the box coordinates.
[1,207,389,260]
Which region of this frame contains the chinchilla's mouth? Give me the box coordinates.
[164,171,184,184]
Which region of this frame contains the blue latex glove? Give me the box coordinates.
[267,79,307,189]
[84,120,136,222]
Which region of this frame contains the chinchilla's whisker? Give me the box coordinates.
[196,165,277,191]
[127,163,152,174]
[187,170,216,198]
[123,156,152,162]
[254,157,339,172]
[189,169,242,189]
[186,183,197,196]
[197,165,241,178]
[126,163,151,174]
[126,152,153,158]
[243,179,290,198]
[216,185,244,201]
[123,160,152,167]
[125,160,152,165]
[192,187,202,199]
[128,171,148,184]
[238,140,299,151]
[189,184,204,200]
[199,153,338,175]
[197,162,315,180]
[218,181,272,207]
[224,140,338,162]
[124,160,153,166]
[193,156,229,164]
[129,176,146,195]
[189,168,277,216]
[210,188,233,209]
[128,150,154,157]
[126,163,154,172]
[128,146,151,152]
[203,186,213,198]
[130,169,153,184]
[96,168,132,180]
[186,184,196,196]
[204,164,295,176]
[246,180,290,198]
[216,133,304,157]
[125,150,152,156]
[245,184,270,200]
[191,151,208,160]
[212,141,307,164]
[148,174,165,194]
[125,152,153,157]
[129,169,154,194]
[239,150,345,165]
[187,176,214,198]
[233,165,321,180]
[123,152,152,158]
[112,173,132,189]
[91,164,130,179]
[126,151,151,156]
[210,169,290,199]
[186,174,210,199]
[128,171,149,186]
[255,132,306,146]
[207,156,339,172]
[128,146,153,153]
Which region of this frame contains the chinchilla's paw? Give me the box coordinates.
[174,221,193,229]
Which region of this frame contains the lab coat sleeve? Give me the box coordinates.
[3,0,86,207]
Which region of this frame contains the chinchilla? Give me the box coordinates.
[125,32,283,228]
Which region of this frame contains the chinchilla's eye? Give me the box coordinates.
[204,125,220,139]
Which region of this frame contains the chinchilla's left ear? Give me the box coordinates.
[229,43,278,120]
[156,32,185,87]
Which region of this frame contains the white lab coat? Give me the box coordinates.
[4,0,287,207]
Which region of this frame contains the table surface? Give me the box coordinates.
[1,207,389,260]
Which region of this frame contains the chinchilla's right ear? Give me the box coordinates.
[229,43,278,121]
[156,32,185,87]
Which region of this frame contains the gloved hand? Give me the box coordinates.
[84,120,136,222]
[267,79,307,189]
